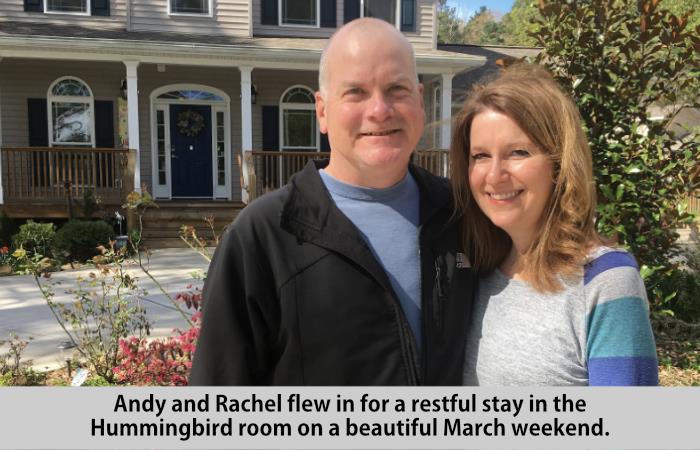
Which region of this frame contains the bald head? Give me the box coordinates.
[318,18,418,95]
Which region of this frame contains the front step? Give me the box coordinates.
[138,200,245,248]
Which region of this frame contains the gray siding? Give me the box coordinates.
[253,0,436,50]
[0,0,126,28]
[129,0,250,36]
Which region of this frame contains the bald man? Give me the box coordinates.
[190,19,474,385]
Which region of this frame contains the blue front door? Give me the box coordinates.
[170,104,212,197]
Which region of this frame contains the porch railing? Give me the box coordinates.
[246,149,450,200]
[1,147,134,204]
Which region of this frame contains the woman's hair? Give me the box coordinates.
[450,63,600,292]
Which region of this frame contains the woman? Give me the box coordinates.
[451,64,658,386]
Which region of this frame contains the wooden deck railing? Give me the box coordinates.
[246,149,450,200]
[1,147,134,204]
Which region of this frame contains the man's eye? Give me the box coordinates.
[344,88,363,96]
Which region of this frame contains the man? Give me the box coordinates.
[189,18,474,385]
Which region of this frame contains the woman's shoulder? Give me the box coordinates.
[583,245,639,285]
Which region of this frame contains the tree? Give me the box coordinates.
[533,0,700,310]
[500,0,541,46]
[437,0,467,43]
[463,6,504,44]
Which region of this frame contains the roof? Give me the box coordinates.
[0,21,485,74]
[438,43,542,103]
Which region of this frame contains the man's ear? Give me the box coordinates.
[315,91,328,134]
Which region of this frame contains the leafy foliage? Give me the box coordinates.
[500,0,541,46]
[12,220,55,258]
[437,0,467,43]
[0,334,46,386]
[53,219,115,262]
[533,0,700,309]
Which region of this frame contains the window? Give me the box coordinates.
[47,77,94,147]
[364,0,394,24]
[45,0,89,14]
[358,0,415,31]
[169,0,212,15]
[280,0,318,26]
[280,86,317,150]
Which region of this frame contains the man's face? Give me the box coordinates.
[316,30,425,187]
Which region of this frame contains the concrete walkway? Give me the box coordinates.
[0,248,213,370]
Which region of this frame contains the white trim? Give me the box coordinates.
[167,0,214,17]
[278,0,320,28]
[124,61,141,192]
[44,0,90,15]
[46,76,96,148]
[239,67,253,204]
[440,73,453,152]
[150,84,231,200]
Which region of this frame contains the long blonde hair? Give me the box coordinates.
[450,63,600,292]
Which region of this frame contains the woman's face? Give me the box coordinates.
[468,109,554,247]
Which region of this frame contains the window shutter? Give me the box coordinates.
[23,0,42,13]
[320,0,336,28]
[95,100,115,148]
[401,0,416,32]
[262,106,279,151]
[91,0,111,16]
[320,132,330,152]
[27,98,48,147]
[344,0,360,23]
[261,0,278,25]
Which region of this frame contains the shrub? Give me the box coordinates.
[53,219,115,262]
[534,1,700,309]
[12,220,55,258]
[0,211,19,248]
[0,333,46,386]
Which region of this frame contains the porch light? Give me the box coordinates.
[119,79,128,100]
[251,84,258,104]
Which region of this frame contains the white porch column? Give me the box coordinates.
[124,61,141,193]
[440,73,453,151]
[239,66,253,204]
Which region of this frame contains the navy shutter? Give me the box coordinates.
[94,100,115,148]
[320,0,336,28]
[27,98,48,147]
[320,133,330,152]
[262,106,279,151]
[344,0,360,23]
[24,0,42,12]
[91,0,110,16]
[400,0,416,32]
[261,0,278,25]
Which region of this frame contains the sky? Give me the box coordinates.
[446,0,515,21]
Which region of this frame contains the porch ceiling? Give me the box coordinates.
[0,21,484,75]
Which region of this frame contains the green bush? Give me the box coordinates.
[53,220,115,262]
[534,1,700,310]
[12,220,56,258]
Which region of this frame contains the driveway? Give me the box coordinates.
[0,248,213,370]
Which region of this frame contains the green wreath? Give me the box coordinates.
[177,109,205,137]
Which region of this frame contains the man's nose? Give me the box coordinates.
[485,159,509,184]
[367,91,392,121]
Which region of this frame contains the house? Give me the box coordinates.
[0,1,485,243]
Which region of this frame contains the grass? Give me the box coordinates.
[654,315,700,386]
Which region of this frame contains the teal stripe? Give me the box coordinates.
[586,296,656,360]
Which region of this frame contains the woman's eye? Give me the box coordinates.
[511,149,531,157]
[470,153,488,161]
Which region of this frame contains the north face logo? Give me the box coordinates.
[456,252,471,269]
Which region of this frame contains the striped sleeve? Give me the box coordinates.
[584,250,658,386]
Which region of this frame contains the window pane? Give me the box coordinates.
[171,0,209,14]
[52,102,91,144]
[46,0,87,13]
[283,110,316,148]
[282,0,316,25]
[364,0,395,24]
[52,79,90,97]
[157,90,223,101]
[282,87,315,104]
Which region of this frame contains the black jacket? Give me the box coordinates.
[189,160,474,385]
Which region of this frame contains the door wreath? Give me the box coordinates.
[177,109,205,137]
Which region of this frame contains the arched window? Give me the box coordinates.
[280,85,317,151]
[47,77,95,147]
